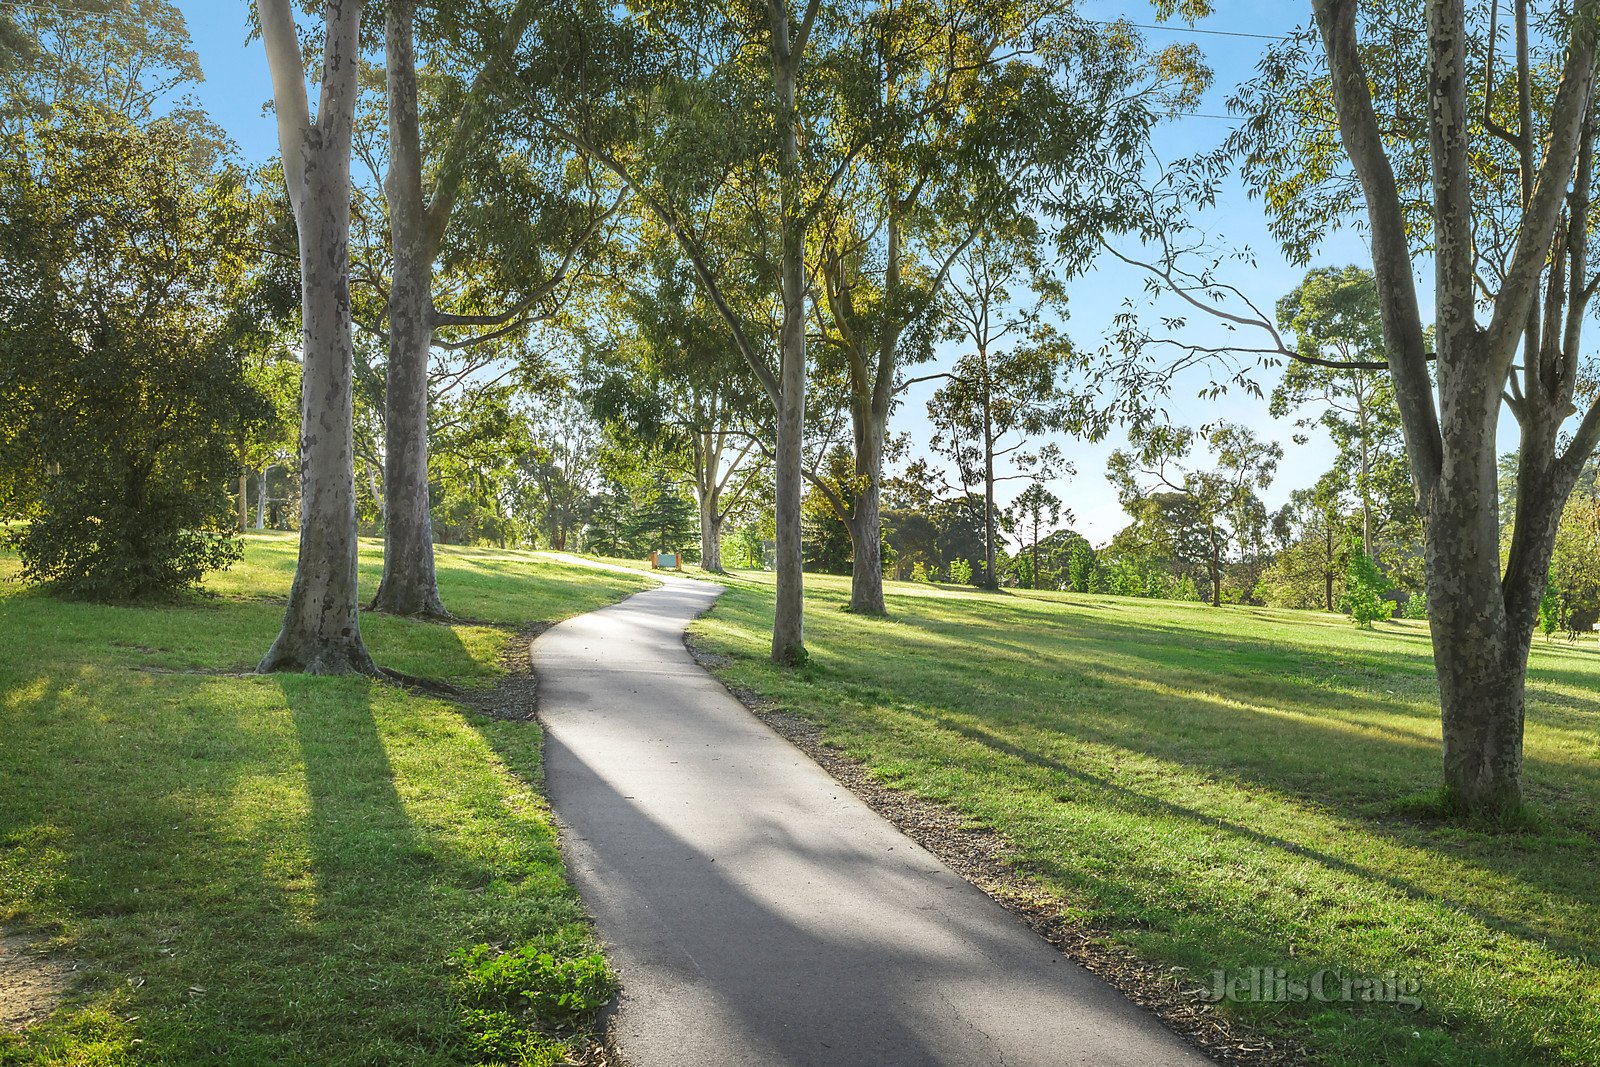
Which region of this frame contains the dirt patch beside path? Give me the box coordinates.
[686,637,1308,1067]
[0,931,71,1031]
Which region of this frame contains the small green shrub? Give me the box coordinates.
[452,939,616,1063]
[909,560,932,583]
[1345,540,1395,628]
[948,558,973,585]
[453,941,616,1028]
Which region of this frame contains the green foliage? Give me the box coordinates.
[0,111,273,598]
[723,524,765,570]
[452,939,616,1060]
[801,449,857,575]
[1271,266,1422,585]
[1345,540,1395,628]
[1539,571,1561,637]
[947,557,973,585]
[1539,490,1600,637]
[626,474,697,555]
[1066,540,1095,593]
[1108,421,1282,606]
[910,560,932,583]
[0,0,201,131]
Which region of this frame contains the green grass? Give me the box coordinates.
[689,570,1600,1066]
[0,532,653,1066]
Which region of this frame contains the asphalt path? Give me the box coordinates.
[532,569,1209,1066]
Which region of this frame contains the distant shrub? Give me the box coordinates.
[948,558,973,585]
[1345,541,1395,628]
[910,561,932,583]
[1067,542,1095,592]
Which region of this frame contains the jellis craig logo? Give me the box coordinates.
[1201,967,1422,1012]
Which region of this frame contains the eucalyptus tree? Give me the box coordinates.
[1264,476,1346,612]
[369,0,633,617]
[513,395,596,551]
[804,0,1205,614]
[584,235,768,572]
[925,237,1079,589]
[0,0,199,133]
[1107,423,1282,608]
[1119,1,1600,813]
[517,0,838,663]
[1272,266,1411,562]
[255,0,375,675]
[1008,479,1067,589]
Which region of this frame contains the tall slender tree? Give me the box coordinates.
[369,0,539,618]
[804,1,1204,615]
[256,0,375,674]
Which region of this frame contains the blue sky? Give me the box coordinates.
[173,1,1375,545]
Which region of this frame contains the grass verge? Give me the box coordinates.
[688,569,1600,1067]
[0,532,653,1065]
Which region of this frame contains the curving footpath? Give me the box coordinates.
[531,567,1209,1067]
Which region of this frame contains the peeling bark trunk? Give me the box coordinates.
[238,471,249,532]
[1314,0,1600,812]
[1426,468,1534,812]
[256,0,375,676]
[369,0,448,619]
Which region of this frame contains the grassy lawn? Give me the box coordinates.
[689,570,1600,1067]
[0,532,653,1066]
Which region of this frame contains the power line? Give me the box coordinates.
[1103,20,1287,43]
[0,0,121,21]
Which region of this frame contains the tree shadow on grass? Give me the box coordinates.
[909,707,1597,962]
[781,592,1600,950]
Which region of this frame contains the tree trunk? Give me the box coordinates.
[768,2,806,665]
[255,467,270,529]
[980,361,998,590]
[847,485,885,614]
[772,288,806,663]
[238,470,249,532]
[1310,0,1600,814]
[256,0,375,675]
[1426,481,1536,813]
[370,0,448,619]
[699,488,723,572]
[1431,599,1529,813]
[1357,397,1377,560]
[1324,518,1334,612]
